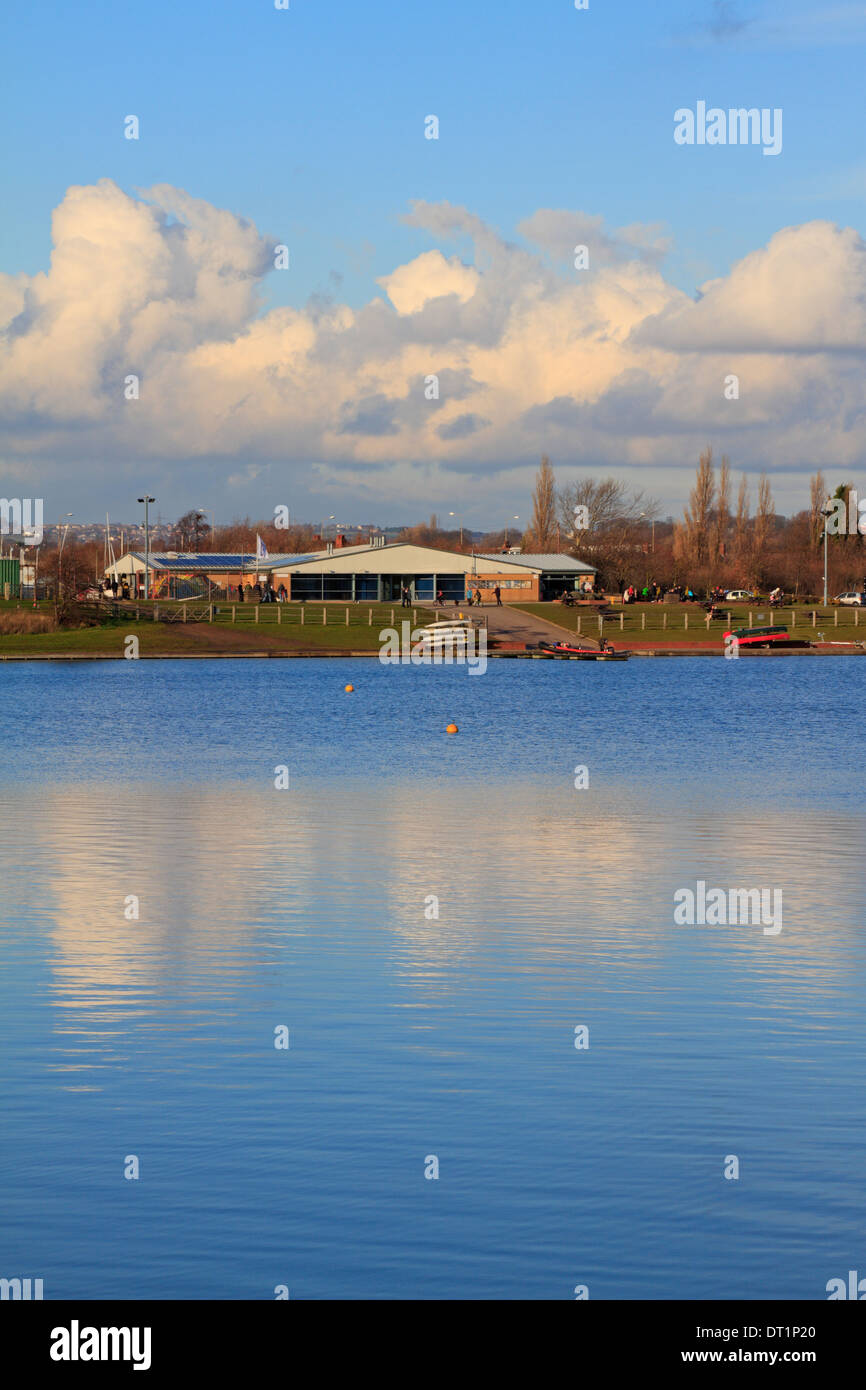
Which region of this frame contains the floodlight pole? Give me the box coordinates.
[138,495,155,599]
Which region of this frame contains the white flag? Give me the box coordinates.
[256,533,268,559]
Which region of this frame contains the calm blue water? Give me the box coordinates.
[1,657,865,1300]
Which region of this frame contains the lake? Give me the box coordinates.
[1,656,864,1299]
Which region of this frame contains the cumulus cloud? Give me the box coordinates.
[2,178,866,513]
[378,249,479,315]
[635,222,866,353]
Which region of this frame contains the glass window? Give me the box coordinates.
[290,574,323,600]
[323,575,353,599]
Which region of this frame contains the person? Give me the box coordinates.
[494,585,502,606]
[278,583,287,602]
[253,581,262,601]
[436,588,444,606]
[475,588,482,606]
[111,576,119,598]
[401,584,410,608]
[121,578,130,600]
[237,581,245,602]
[465,589,473,606]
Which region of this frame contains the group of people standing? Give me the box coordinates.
[620,579,670,603]
[103,576,131,601]
[236,580,287,603]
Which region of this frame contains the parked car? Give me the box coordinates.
[833,591,866,606]
[724,589,755,601]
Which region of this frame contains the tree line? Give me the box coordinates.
[25,457,866,602]
[519,452,864,597]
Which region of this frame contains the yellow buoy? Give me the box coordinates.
[345,684,354,693]
[446,723,458,733]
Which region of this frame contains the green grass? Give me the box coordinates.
[511,601,866,644]
[0,602,437,656]
[3,595,861,657]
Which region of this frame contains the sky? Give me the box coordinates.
[2,0,866,528]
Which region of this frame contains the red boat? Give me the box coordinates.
[723,625,811,649]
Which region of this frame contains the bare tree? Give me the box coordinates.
[752,475,775,578]
[714,455,731,561]
[809,471,827,550]
[525,455,558,550]
[558,476,656,539]
[682,447,716,565]
[557,475,659,587]
[173,509,211,551]
[734,475,751,566]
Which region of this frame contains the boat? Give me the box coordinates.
[415,617,480,653]
[535,640,629,661]
[723,625,812,650]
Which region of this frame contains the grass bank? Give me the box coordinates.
[511,601,866,647]
[0,602,437,657]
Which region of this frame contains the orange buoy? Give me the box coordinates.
[345,684,354,693]
[446,723,458,733]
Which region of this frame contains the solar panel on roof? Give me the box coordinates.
[138,554,303,570]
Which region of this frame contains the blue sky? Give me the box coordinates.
[2,1,866,525]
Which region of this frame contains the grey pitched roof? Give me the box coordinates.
[478,553,596,573]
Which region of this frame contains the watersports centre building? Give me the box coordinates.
[271,541,596,603]
[106,541,596,603]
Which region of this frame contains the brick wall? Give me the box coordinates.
[463,571,540,602]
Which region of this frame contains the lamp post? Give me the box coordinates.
[137,495,155,600]
[196,506,215,550]
[639,512,655,553]
[822,502,834,607]
[448,511,464,547]
[504,515,519,547]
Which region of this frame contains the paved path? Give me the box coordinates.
[480,604,598,649]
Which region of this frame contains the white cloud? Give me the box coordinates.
[2,180,866,513]
[378,250,479,315]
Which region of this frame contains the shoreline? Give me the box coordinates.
[2,646,864,661]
